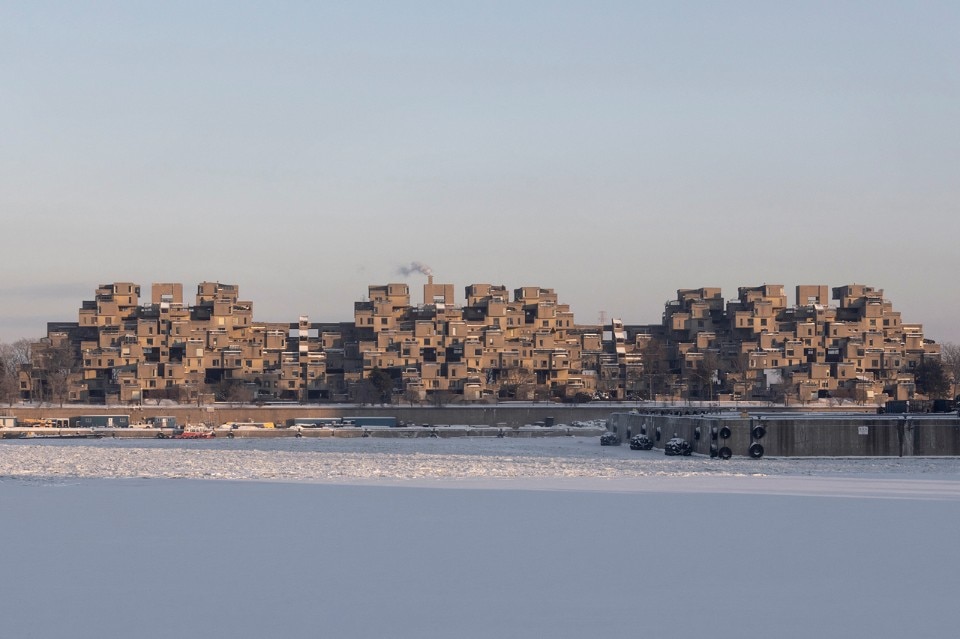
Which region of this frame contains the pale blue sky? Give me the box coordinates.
[1,1,958,343]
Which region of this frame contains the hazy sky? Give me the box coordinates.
[2,1,958,343]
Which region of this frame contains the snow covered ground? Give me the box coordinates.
[2,437,959,638]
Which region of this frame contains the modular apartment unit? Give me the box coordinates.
[606,283,941,404]
[19,278,942,406]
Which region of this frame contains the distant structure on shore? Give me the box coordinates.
[12,279,945,406]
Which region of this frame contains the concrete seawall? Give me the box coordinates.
[7,404,615,429]
[2,425,605,440]
[607,411,960,457]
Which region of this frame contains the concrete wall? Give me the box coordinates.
[608,411,960,457]
[8,404,614,429]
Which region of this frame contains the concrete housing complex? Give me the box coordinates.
[624,283,942,404]
[19,279,942,406]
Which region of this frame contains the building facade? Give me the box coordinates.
[19,280,942,406]
[603,284,941,404]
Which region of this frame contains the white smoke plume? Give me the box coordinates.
[398,261,433,277]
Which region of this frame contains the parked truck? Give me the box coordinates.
[348,416,399,428]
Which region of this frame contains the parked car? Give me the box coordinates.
[600,432,621,446]
[664,437,692,456]
[629,434,654,450]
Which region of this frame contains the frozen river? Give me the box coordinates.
[5,435,960,484]
[3,436,959,639]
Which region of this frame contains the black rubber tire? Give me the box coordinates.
[752,425,767,440]
[709,444,718,458]
[694,426,701,440]
[719,426,731,440]
[655,427,661,442]
[710,426,718,441]
[718,446,732,460]
[749,443,764,459]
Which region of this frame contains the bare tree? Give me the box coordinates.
[691,351,720,401]
[39,341,78,407]
[500,365,535,400]
[624,364,643,400]
[830,385,854,407]
[403,385,422,406]
[532,385,552,403]
[940,342,960,399]
[853,384,870,406]
[0,340,32,406]
[0,340,32,371]
[430,389,457,407]
[768,383,788,407]
[640,339,667,400]
[0,358,17,406]
[218,379,255,407]
[352,380,379,406]
[721,350,753,400]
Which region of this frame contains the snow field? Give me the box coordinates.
[2,437,959,639]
